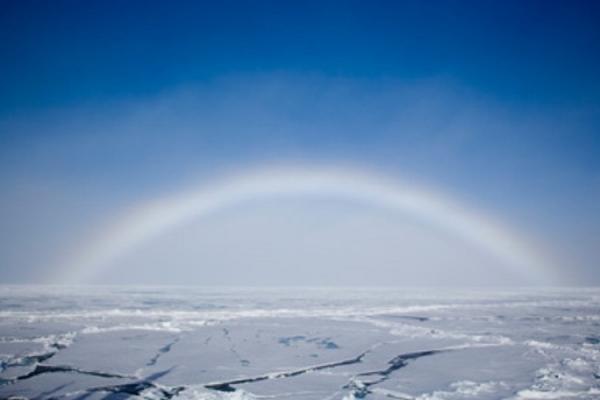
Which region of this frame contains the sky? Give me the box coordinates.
[0,0,599,285]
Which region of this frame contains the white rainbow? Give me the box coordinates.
[59,166,556,284]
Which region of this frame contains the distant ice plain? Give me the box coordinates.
[0,286,599,399]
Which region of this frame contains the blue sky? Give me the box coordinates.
[2,1,600,110]
[0,1,599,284]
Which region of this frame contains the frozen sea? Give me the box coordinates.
[0,287,599,400]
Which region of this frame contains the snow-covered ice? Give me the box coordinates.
[0,286,599,399]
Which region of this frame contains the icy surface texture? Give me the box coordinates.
[0,286,599,399]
